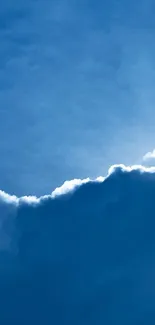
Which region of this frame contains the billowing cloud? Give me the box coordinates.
[1,164,155,323]
[142,149,155,166]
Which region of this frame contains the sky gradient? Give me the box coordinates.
[1,0,155,195]
[1,2,155,323]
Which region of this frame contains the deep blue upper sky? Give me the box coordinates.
[1,0,155,195]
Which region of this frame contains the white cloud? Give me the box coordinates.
[143,149,155,162]
[51,178,90,198]
[1,164,155,207]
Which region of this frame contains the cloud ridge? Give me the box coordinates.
[0,164,155,324]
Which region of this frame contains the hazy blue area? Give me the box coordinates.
[1,0,155,195]
[0,167,155,324]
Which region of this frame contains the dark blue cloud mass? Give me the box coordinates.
[0,164,155,324]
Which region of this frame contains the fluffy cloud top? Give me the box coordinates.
[0,164,155,324]
[143,149,155,165]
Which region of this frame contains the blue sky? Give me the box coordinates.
[1,2,155,322]
[1,0,155,195]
